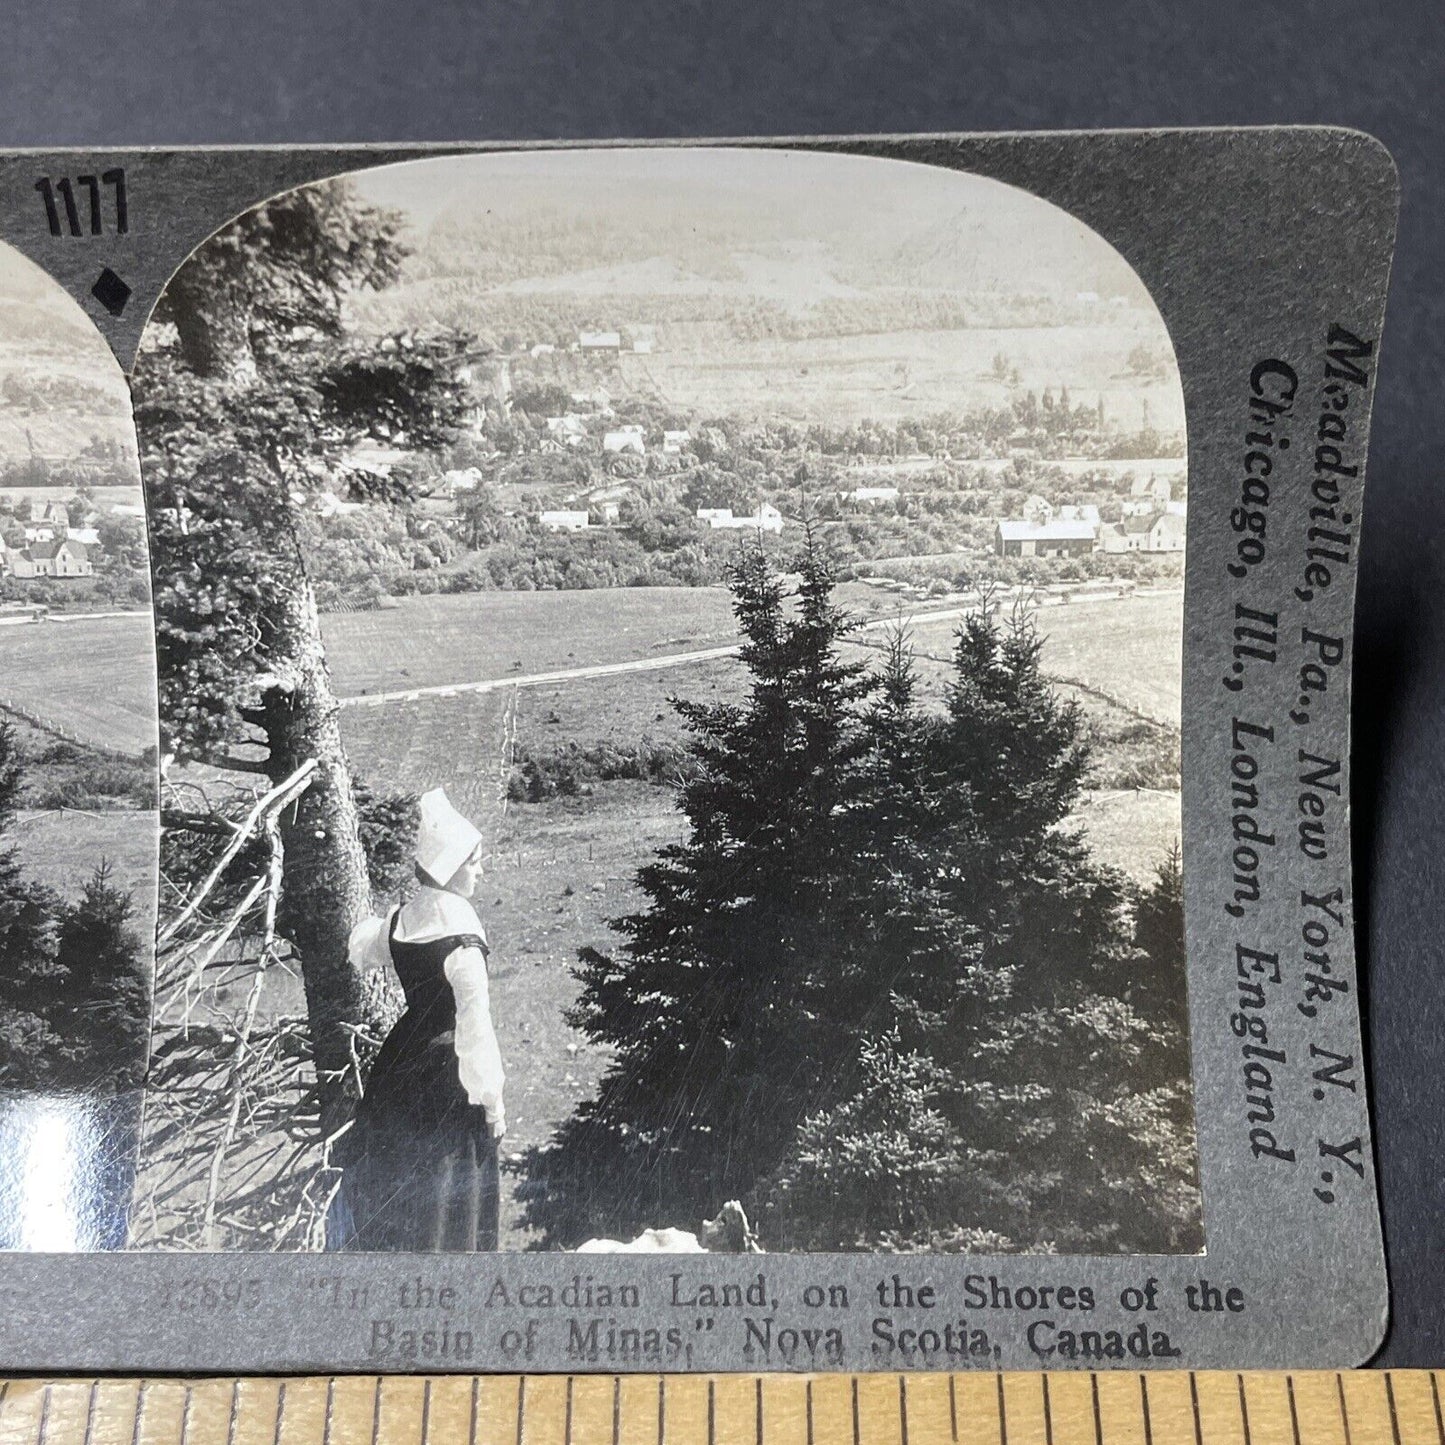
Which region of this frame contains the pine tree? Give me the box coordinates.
[132,179,474,1104]
[0,721,66,1086]
[526,536,877,1243]
[757,605,1199,1254]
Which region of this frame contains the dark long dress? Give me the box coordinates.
[327,914,500,1252]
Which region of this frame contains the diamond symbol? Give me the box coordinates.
[91,267,131,317]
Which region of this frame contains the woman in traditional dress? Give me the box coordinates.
[328,787,505,1252]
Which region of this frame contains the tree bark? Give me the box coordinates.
[258,574,372,1123]
[164,276,259,389]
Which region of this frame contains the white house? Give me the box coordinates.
[1058,504,1101,523]
[844,486,901,505]
[529,343,556,357]
[1130,474,1173,502]
[698,503,784,534]
[662,429,691,455]
[539,510,590,532]
[68,526,102,546]
[546,415,589,447]
[22,523,58,544]
[579,331,622,351]
[21,538,93,577]
[603,426,645,455]
[1099,512,1185,555]
[317,491,366,518]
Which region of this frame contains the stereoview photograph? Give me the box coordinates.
[14,145,1187,1259]
[0,241,158,1250]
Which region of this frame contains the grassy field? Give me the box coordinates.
[623,322,1183,432]
[904,591,1182,729]
[12,807,159,921]
[0,613,157,754]
[0,485,142,511]
[339,687,517,828]
[322,588,739,697]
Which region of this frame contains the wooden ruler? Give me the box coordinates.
[0,1373,1440,1445]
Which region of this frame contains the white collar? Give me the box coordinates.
[392,886,487,945]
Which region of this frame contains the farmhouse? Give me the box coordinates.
[23,522,59,544]
[994,519,1097,559]
[13,537,93,577]
[697,503,784,534]
[546,415,589,447]
[539,510,590,532]
[662,430,691,455]
[68,526,101,547]
[603,426,645,455]
[529,343,556,357]
[1099,512,1186,555]
[1058,504,1101,523]
[579,331,622,351]
[1130,474,1173,502]
[842,486,901,505]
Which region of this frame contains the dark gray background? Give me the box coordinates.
[0,0,1439,1368]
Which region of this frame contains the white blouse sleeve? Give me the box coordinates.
[444,944,506,1130]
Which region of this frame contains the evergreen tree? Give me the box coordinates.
[757,606,1199,1254]
[525,535,877,1243]
[132,179,474,1103]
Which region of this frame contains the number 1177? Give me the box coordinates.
[36,170,128,236]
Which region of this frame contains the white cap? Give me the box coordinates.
[416,787,483,884]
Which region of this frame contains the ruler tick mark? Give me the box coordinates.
[613,1377,621,1445]
[38,1384,51,1445]
[853,1379,862,1445]
[900,1377,910,1445]
[1042,1376,1053,1445]
[82,1381,99,1445]
[518,1376,528,1445]
[471,1378,481,1445]
[1337,1374,1353,1445]
[1431,1373,1444,1445]
[710,1380,717,1445]
[323,1379,336,1445]
[1286,1377,1301,1445]
[422,1380,433,1445]
[273,1381,288,1445]
[227,1381,241,1445]
[997,1375,1008,1445]
[806,1380,814,1445]
[372,1378,385,1445]
[180,1384,196,1445]
[1140,1376,1152,1445]
[756,1377,764,1445]
[1189,1374,1203,1445]
[1385,1374,1402,1445]
[1091,1375,1102,1445]
[132,1381,150,1445]
[566,1378,574,1445]
[658,1376,666,1445]
[948,1377,957,1445]
[1238,1375,1253,1445]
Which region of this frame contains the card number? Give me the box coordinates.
[35,170,128,236]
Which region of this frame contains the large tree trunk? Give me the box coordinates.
[164,276,259,388]
[259,575,371,1124]
[171,292,372,1123]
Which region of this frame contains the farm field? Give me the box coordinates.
[0,485,142,510]
[0,614,158,754]
[338,687,517,829]
[623,321,1183,432]
[906,590,1182,729]
[322,588,739,698]
[12,808,159,922]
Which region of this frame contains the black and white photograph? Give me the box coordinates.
[0,242,158,1250]
[124,147,1199,1257]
